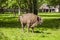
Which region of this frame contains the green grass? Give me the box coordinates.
[0,13,60,40]
[38,12,60,19]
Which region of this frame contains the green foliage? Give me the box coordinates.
[16,0,27,8]
[38,0,47,7]
[46,0,60,6]
[0,0,60,9]
[0,0,7,7]
[6,0,17,8]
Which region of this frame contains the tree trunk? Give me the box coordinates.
[33,0,38,15]
[18,7,20,15]
[27,0,38,15]
[13,9,16,16]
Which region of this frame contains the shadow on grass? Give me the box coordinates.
[34,30,51,34]
[0,17,21,28]
[37,18,60,29]
[0,17,60,29]
[34,31,41,33]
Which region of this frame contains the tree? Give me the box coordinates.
[16,0,28,15]
[0,0,7,7]
[27,0,38,15]
[16,0,38,15]
[0,0,8,13]
[0,0,46,15]
[38,0,47,8]
[33,0,38,15]
[6,0,27,15]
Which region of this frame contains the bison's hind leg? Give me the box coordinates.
[27,23,31,32]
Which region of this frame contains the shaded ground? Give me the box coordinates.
[37,19,60,29]
[0,17,60,29]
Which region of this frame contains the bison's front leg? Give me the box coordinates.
[31,27,34,33]
[31,22,38,33]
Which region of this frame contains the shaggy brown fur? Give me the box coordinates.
[19,13,43,32]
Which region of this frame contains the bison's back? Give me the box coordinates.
[20,13,37,24]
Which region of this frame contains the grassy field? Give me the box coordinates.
[0,13,60,40]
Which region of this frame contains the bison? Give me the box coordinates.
[19,13,43,32]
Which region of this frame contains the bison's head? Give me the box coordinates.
[37,17,43,25]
